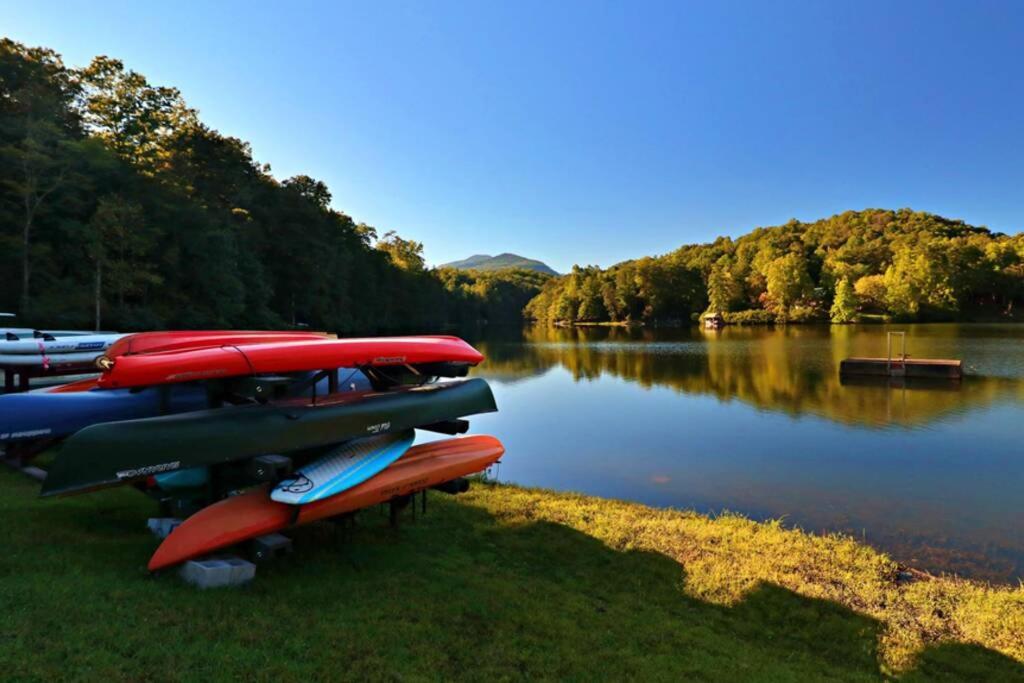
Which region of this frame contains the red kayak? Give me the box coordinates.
[45,331,332,393]
[148,434,504,570]
[103,330,331,360]
[97,336,484,389]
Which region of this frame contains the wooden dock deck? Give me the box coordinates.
[839,357,962,379]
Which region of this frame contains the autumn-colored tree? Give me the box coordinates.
[765,253,812,316]
[376,230,425,272]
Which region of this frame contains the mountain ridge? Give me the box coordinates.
[441,253,558,276]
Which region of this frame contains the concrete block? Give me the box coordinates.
[249,532,293,563]
[147,517,183,539]
[179,556,256,588]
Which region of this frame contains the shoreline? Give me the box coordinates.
[547,317,1024,328]
[463,481,1024,673]
[0,468,1021,677]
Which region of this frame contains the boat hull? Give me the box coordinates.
[0,384,207,444]
[148,435,504,570]
[103,330,331,359]
[41,378,496,497]
[97,336,484,389]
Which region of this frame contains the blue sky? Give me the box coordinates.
[6,0,1023,272]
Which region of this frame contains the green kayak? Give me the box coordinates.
[41,378,496,497]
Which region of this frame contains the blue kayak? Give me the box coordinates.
[0,370,372,445]
[0,384,209,444]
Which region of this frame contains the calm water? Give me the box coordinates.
[461,323,1024,583]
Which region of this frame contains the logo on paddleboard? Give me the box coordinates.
[95,356,114,370]
[277,474,314,494]
[366,421,391,434]
[373,356,406,364]
[115,461,181,479]
[75,341,105,350]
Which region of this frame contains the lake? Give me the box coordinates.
[461,323,1024,583]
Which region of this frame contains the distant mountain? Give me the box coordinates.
[441,253,559,276]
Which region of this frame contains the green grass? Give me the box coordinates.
[1,470,1021,681]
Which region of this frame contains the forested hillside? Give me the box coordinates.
[0,39,541,332]
[526,209,1024,324]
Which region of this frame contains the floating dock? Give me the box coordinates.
[839,331,962,379]
[839,357,962,379]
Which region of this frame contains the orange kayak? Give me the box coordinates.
[148,435,504,571]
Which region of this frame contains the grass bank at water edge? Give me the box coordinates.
[0,469,1021,681]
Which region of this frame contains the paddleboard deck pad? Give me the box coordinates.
[271,430,415,504]
[148,434,504,570]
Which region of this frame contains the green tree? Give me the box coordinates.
[283,174,331,210]
[576,272,606,321]
[706,256,738,313]
[376,231,425,272]
[88,195,158,329]
[0,39,81,316]
[829,277,857,323]
[765,253,812,316]
[78,56,196,173]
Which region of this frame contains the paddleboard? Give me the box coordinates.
[0,351,106,367]
[0,333,125,355]
[96,335,484,389]
[0,329,116,339]
[148,434,505,570]
[271,430,415,504]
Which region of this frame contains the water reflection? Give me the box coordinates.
[465,324,1024,583]
[474,324,1024,429]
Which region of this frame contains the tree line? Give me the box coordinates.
[0,39,545,332]
[525,209,1024,325]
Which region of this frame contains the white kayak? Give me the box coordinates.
[0,333,125,355]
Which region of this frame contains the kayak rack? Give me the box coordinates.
[1,363,98,394]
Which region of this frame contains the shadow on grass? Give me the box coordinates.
[3,470,1023,681]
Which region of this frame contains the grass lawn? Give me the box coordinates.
[1,469,1021,681]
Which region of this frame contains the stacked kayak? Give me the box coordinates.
[2,330,503,571]
[0,330,125,375]
[0,330,334,448]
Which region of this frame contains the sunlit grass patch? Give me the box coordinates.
[1,469,1021,680]
[463,481,1024,673]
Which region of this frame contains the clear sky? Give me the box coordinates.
[5,0,1023,272]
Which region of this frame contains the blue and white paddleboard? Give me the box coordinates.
[0,351,108,367]
[0,333,125,355]
[271,430,416,505]
[0,329,118,340]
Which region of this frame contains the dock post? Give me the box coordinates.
[887,331,906,377]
